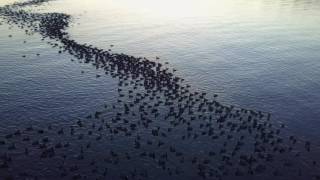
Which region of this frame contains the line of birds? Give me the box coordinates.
[0,0,319,180]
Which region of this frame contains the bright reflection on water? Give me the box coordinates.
[1,0,320,141]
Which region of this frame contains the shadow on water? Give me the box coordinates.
[0,0,319,179]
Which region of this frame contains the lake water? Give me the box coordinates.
[1,0,320,139]
[1,0,320,179]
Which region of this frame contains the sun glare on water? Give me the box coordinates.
[77,0,240,20]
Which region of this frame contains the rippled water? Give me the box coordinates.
[0,0,320,179]
[1,0,320,139]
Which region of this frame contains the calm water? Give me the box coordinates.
[1,0,320,138]
[0,0,320,179]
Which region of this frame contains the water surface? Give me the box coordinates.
[1,0,320,138]
[1,0,320,179]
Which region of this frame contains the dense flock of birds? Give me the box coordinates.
[0,0,319,180]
